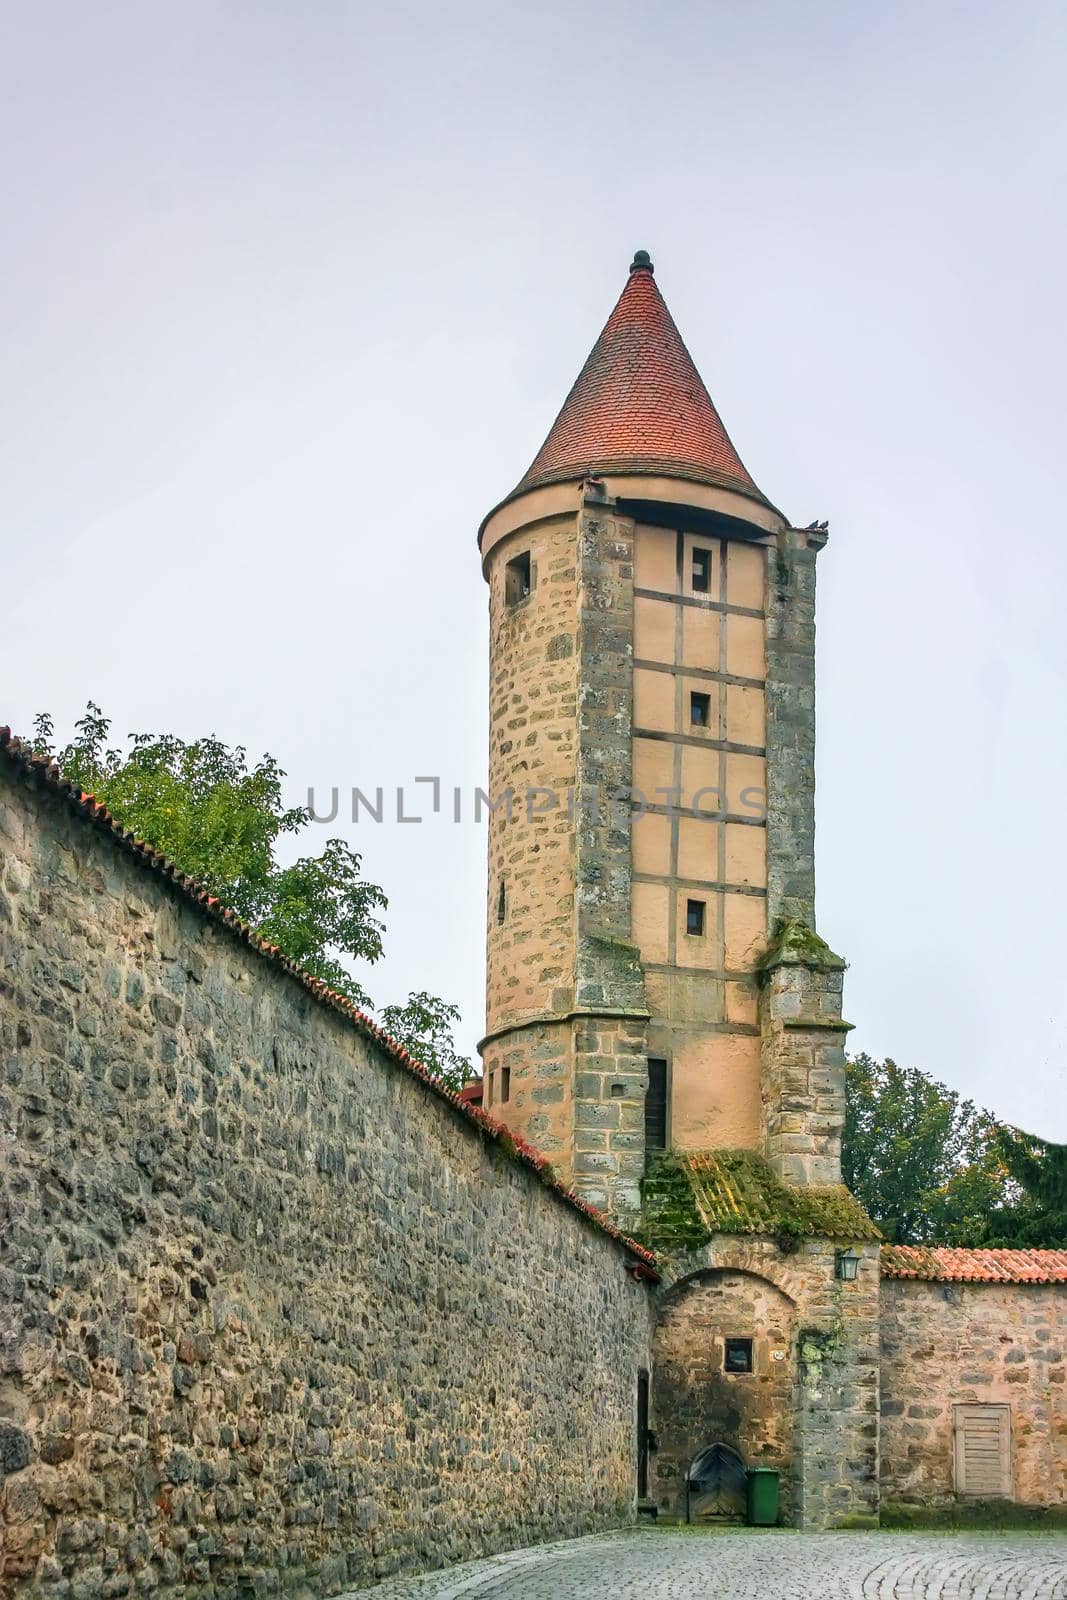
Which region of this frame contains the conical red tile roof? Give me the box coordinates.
[510,252,775,513]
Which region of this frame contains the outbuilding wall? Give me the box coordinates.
[879,1278,1065,1512]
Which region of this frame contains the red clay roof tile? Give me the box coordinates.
[510,252,775,514]
[881,1245,1067,1284]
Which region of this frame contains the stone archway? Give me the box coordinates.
[650,1265,797,1523]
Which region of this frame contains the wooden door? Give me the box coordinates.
[953,1404,1011,1498]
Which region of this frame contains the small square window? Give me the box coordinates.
[691,547,712,593]
[506,552,532,606]
[690,691,711,728]
[686,899,705,937]
[724,1338,753,1374]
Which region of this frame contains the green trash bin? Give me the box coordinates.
[746,1466,780,1526]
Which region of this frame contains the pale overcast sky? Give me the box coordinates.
[2,1,1064,1138]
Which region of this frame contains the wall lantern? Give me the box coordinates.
[835,1247,861,1282]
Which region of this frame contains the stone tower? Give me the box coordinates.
[478,252,849,1226]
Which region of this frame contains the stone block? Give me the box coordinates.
[0,759,653,1592]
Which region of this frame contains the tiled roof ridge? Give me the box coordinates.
[881,1244,1067,1284]
[0,726,657,1274]
[505,255,779,517]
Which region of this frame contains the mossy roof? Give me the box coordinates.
[640,1147,880,1252]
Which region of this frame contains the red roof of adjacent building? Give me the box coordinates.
[881,1245,1067,1284]
[507,251,776,515]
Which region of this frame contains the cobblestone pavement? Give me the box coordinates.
[356,1529,1067,1600]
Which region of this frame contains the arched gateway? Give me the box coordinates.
[651,1266,797,1522]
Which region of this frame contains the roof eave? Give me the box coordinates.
[477,462,786,551]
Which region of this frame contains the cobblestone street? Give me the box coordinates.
[361,1530,1067,1600]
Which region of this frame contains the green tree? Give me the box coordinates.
[31,704,474,1087]
[984,1128,1067,1247]
[843,1053,1007,1244]
[378,992,473,1095]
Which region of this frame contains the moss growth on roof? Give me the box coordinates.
[639,1148,880,1253]
[639,1151,710,1251]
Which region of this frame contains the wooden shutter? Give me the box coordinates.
[645,1059,668,1153]
[953,1404,1011,1497]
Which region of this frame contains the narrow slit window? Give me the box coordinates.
[500,1066,511,1103]
[686,899,706,936]
[485,1072,493,1108]
[505,551,532,606]
[724,1338,753,1374]
[637,1370,650,1500]
[690,691,711,728]
[691,547,712,593]
[497,878,507,924]
[645,1058,667,1153]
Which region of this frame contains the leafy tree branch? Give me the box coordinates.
[30,704,473,1089]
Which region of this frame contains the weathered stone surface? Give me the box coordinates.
[479,491,648,1221]
[0,761,653,1597]
[651,1237,881,1530]
[651,1267,797,1520]
[880,1278,1066,1511]
[764,529,821,929]
[759,928,849,1187]
[483,513,580,1041]
[571,500,649,1221]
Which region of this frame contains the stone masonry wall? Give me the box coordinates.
[0,759,653,1597]
[480,489,649,1221]
[760,521,849,1194]
[764,527,821,929]
[651,1237,880,1530]
[571,492,648,1224]
[483,512,579,1037]
[480,510,581,1176]
[480,1018,573,1167]
[651,1269,797,1522]
[880,1279,1066,1511]
[759,958,848,1187]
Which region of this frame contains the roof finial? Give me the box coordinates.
[629,249,654,275]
